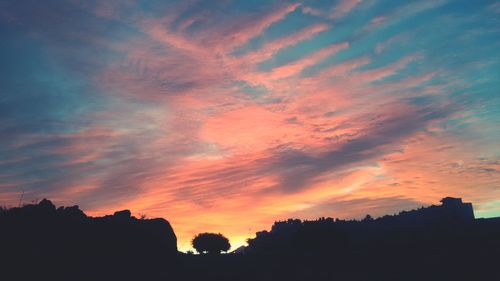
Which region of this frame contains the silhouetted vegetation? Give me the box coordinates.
[1,197,499,281]
[192,232,231,254]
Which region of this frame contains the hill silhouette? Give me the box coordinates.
[241,197,500,280]
[0,199,178,280]
[1,197,499,280]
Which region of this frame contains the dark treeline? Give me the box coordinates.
[1,197,499,281]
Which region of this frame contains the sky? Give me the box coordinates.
[1,0,500,251]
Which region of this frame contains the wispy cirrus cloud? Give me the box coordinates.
[1,0,499,251]
[331,0,363,19]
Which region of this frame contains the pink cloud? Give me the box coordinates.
[242,42,349,88]
[301,6,324,17]
[331,0,363,19]
[350,54,419,83]
[206,2,302,52]
[241,23,330,63]
[5,0,494,253]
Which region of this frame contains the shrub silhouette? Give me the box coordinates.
[192,232,230,254]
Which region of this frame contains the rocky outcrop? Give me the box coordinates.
[0,199,178,280]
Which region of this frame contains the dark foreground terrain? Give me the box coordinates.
[1,197,499,281]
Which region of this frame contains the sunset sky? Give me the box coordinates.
[1,0,500,251]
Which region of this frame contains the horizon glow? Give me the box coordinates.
[1,0,499,251]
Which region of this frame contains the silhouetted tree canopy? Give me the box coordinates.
[192,232,230,254]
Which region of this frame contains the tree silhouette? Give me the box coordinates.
[192,232,231,254]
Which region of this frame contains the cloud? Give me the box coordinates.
[1,0,499,251]
[265,103,455,193]
[301,6,324,17]
[240,23,330,63]
[331,0,363,19]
